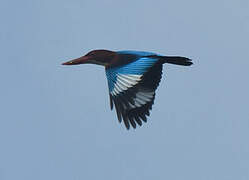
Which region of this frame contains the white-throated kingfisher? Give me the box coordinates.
[62,50,193,129]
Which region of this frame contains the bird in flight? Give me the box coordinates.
[62,50,193,129]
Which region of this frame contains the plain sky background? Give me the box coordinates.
[1,0,249,179]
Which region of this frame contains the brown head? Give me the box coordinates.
[62,49,116,66]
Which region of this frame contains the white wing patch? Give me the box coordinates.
[111,73,155,108]
[111,74,142,96]
[128,91,155,109]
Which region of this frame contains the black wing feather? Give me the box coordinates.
[109,62,163,129]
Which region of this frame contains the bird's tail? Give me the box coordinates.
[160,56,193,66]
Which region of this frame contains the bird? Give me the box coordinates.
[62,49,193,129]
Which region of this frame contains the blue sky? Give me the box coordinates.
[1,0,249,179]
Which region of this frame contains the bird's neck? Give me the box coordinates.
[91,51,117,67]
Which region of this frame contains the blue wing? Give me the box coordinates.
[105,56,163,129]
[117,50,158,57]
[106,57,158,94]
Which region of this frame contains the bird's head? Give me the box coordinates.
[62,49,116,66]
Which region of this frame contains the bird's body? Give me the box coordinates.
[62,49,193,129]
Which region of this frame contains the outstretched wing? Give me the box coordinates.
[105,57,163,129]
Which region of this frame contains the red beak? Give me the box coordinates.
[62,56,90,65]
